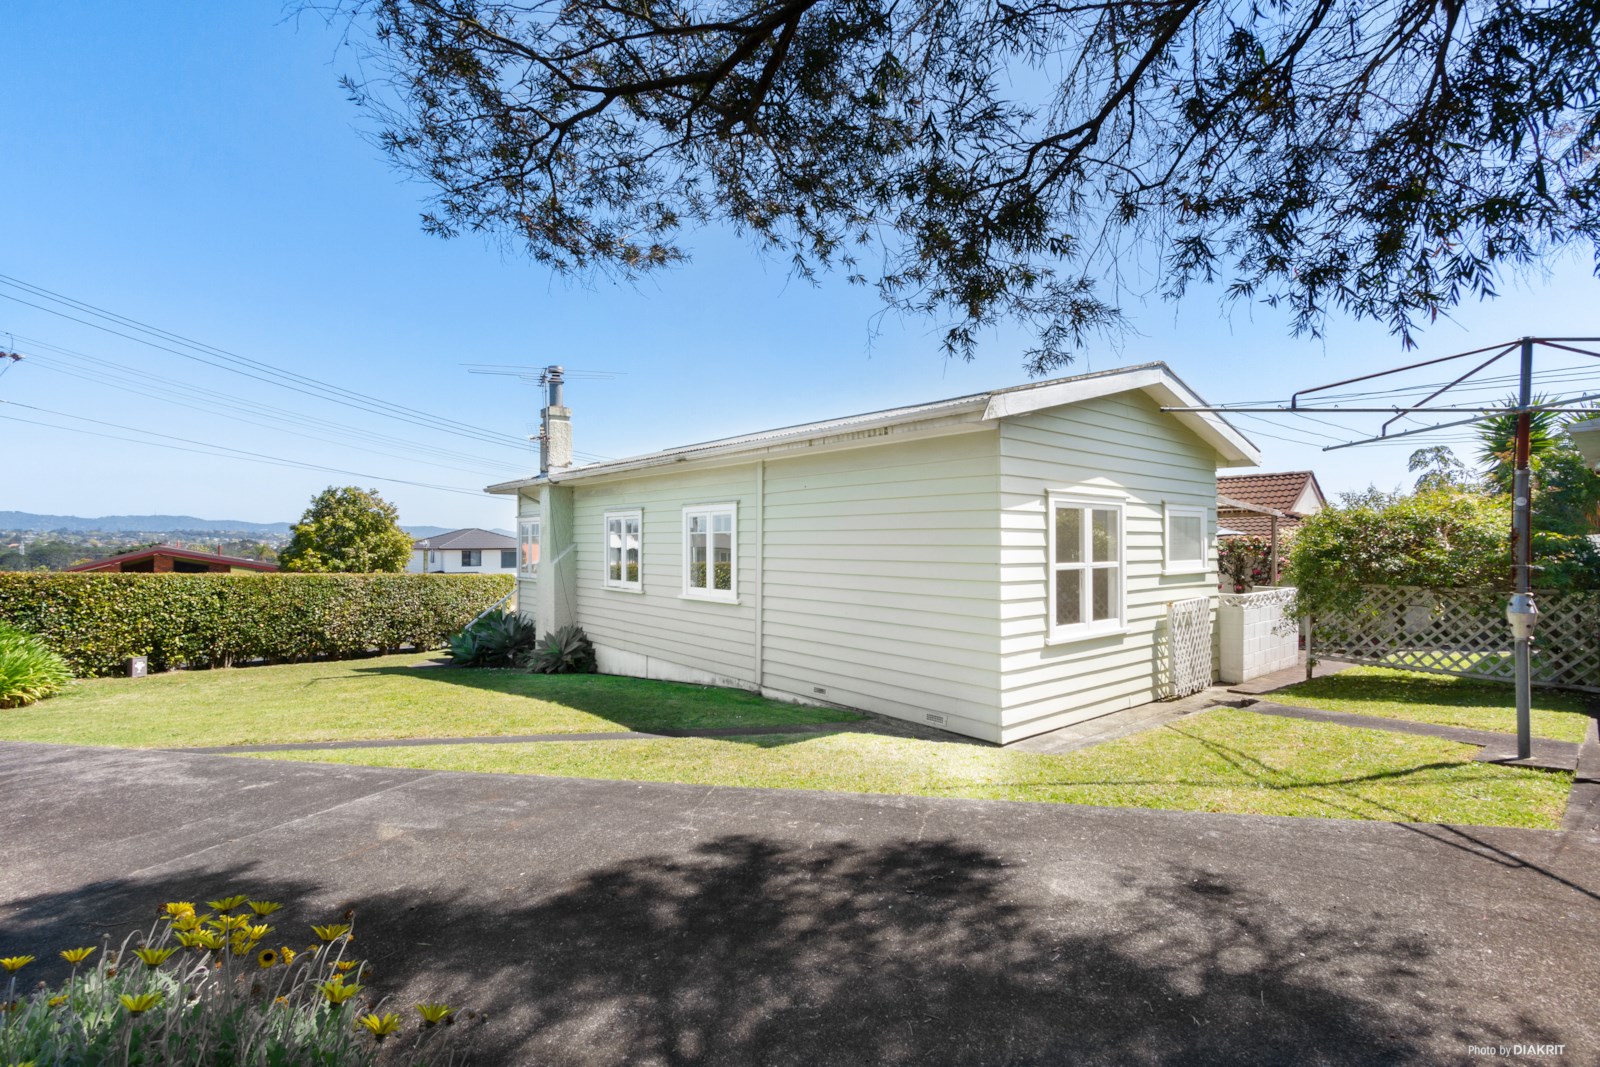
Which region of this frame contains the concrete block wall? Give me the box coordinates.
[1218,588,1299,684]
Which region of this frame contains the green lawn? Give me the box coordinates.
[242,708,1572,829]
[1274,666,1594,744]
[0,653,857,748]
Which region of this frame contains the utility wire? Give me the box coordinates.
[0,404,489,497]
[14,335,529,475]
[0,276,538,454]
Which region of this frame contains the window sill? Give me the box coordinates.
[678,593,740,605]
[602,584,645,595]
[1162,565,1210,576]
[1044,623,1131,646]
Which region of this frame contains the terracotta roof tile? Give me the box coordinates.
[1216,471,1324,514]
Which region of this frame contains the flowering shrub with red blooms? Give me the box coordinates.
[1218,536,1275,592]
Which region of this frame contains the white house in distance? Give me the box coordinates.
[489,362,1261,744]
[407,528,520,574]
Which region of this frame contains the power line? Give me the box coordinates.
[14,337,530,477]
[0,404,489,498]
[0,275,540,454]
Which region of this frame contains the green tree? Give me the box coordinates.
[279,487,414,573]
[333,0,1600,370]
[1474,400,1562,494]
[1406,446,1478,493]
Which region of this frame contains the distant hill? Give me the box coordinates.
[0,512,292,535]
[0,513,510,539]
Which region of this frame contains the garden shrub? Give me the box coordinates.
[0,893,459,1066]
[0,622,73,708]
[528,624,597,675]
[1218,536,1275,592]
[446,609,539,668]
[0,572,514,676]
[1286,488,1600,617]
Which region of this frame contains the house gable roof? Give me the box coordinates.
[412,528,516,551]
[67,544,279,572]
[488,362,1260,493]
[1217,471,1326,515]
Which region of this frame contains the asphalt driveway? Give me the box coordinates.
[1,740,1595,1066]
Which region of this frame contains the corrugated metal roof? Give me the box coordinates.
[487,361,1259,493]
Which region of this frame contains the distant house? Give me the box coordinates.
[68,545,279,574]
[490,362,1261,744]
[1216,471,1326,539]
[407,528,519,574]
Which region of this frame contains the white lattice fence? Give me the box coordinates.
[1165,597,1214,699]
[1311,585,1600,693]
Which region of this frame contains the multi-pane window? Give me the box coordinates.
[460,549,482,567]
[500,549,517,569]
[683,504,736,600]
[1164,504,1207,573]
[1048,496,1124,637]
[604,510,643,590]
[519,519,540,575]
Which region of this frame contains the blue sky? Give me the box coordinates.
[3,2,1597,531]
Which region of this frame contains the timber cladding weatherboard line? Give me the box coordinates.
[996,392,1221,742]
[493,364,1251,744]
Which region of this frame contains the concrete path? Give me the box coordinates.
[2,740,1597,1066]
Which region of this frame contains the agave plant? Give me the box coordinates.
[445,610,538,668]
[0,623,73,709]
[528,624,597,675]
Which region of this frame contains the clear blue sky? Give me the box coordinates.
[3,2,1597,531]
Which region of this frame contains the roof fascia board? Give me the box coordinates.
[982,367,1261,467]
[560,411,992,488]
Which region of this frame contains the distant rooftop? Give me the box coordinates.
[413,528,516,551]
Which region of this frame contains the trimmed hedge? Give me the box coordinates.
[0,572,514,675]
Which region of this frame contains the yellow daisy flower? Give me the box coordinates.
[59,947,96,965]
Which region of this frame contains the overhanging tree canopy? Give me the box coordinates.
[338,0,1600,370]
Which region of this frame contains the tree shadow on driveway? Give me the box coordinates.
[2,832,1570,1066]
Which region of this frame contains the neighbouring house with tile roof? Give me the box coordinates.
[407,528,520,574]
[1216,471,1326,539]
[67,544,279,573]
[490,362,1262,743]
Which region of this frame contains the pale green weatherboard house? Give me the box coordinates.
[488,362,1261,743]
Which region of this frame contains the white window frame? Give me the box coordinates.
[500,548,518,570]
[1045,492,1127,642]
[1163,503,1209,575]
[460,549,482,568]
[681,503,738,602]
[603,509,644,592]
[518,519,540,576]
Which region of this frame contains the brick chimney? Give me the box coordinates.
[540,365,572,474]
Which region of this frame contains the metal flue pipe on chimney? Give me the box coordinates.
[539,365,573,475]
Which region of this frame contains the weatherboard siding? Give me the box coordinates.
[758,430,1005,739]
[996,391,1219,742]
[571,465,760,687]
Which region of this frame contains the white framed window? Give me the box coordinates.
[500,549,517,569]
[518,519,541,576]
[460,549,482,567]
[1046,494,1126,639]
[604,509,643,591]
[1164,504,1208,574]
[682,503,737,601]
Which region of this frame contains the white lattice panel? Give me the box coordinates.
[1312,586,1600,693]
[1166,597,1213,698]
